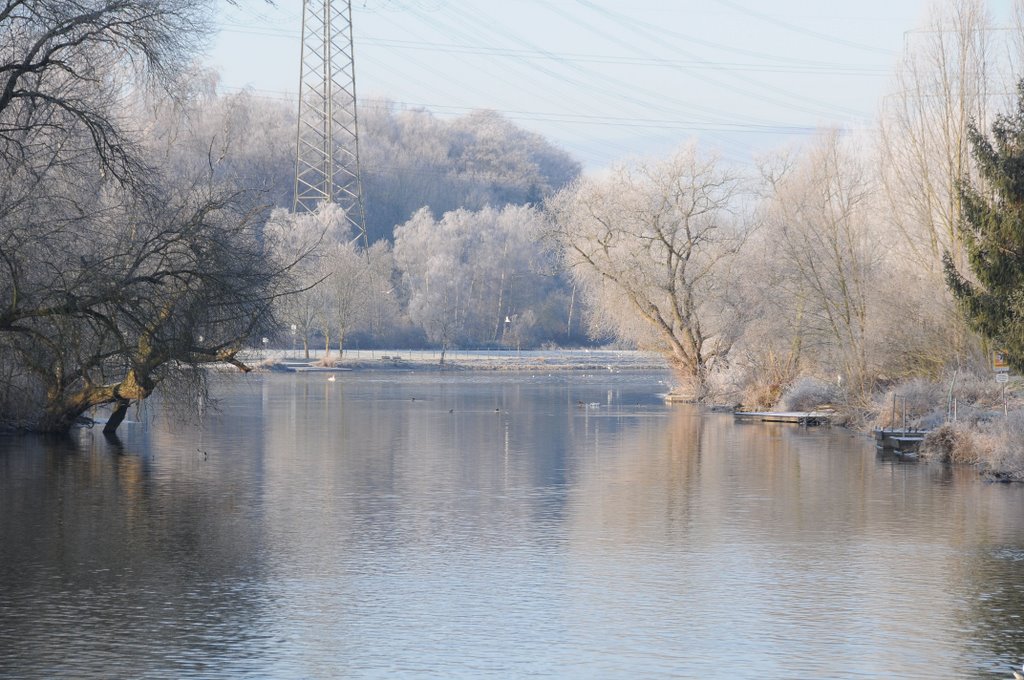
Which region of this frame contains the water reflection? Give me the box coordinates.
[0,431,274,677]
[1,371,1024,678]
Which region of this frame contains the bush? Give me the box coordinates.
[920,411,1024,480]
[920,423,984,464]
[981,410,1024,481]
[951,372,1007,410]
[872,378,944,430]
[741,379,783,410]
[314,355,341,368]
[253,358,293,373]
[776,376,838,412]
[703,364,745,408]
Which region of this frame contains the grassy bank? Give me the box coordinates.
[761,372,1024,482]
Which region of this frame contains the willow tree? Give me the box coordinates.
[0,1,294,434]
[546,144,749,399]
[945,81,1024,371]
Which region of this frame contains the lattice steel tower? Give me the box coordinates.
[293,0,367,244]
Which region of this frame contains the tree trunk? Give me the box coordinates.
[567,283,576,338]
[104,399,131,434]
[668,355,707,402]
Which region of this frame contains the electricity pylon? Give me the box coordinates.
[293,0,368,246]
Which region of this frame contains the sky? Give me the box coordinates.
[208,0,1016,170]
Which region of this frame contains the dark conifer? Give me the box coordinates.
[945,80,1024,370]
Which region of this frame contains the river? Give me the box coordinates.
[2,369,1024,678]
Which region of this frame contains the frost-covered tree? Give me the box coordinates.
[547,144,750,399]
[758,130,881,393]
[878,0,995,268]
[361,103,580,242]
[393,204,556,356]
[0,0,296,433]
[393,208,468,362]
[263,206,349,358]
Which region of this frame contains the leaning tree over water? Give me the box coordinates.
[0,1,297,433]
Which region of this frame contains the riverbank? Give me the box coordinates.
[764,373,1024,483]
[246,348,670,373]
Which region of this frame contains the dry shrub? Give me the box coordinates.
[920,423,985,464]
[776,376,838,412]
[742,380,783,410]
[253,358,292,372]
[981,411,1024,481]
[314,355,341,368]
[952,372,1007,409]
[704,364,745,408]
[920,412,1024,480]
[730,349,800,410]
[872,378,944,430]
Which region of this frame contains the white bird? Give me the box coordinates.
[327,375,336,382]
[1013,663,1023,680]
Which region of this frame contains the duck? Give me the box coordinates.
[327,375,336,382]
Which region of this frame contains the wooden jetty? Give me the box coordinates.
[874,428,928,454]
[733,411,831,426]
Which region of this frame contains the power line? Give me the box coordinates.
[563,0,870,120]
[220,85,839,134]
[403,5,768,159]
[709,0,896,55]
[217,22,889,76]
[214,0,891,167]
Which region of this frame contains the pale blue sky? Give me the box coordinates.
[208,0,1016,169]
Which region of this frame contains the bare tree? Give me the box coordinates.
[0,174,296,432]
[546,143,749,399]
[758,130,882,394]
[393,208,468,363]
[393,204,555,356]
[877,0,994,269]
[874,0,1014,371]
[0,1,300,433]
[0,0,211,184]
[321,240,393,357]
[262,206,342,359]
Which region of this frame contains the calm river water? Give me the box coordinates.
[2,369,1024,678]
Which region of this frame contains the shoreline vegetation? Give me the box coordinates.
[246,349,1024,483]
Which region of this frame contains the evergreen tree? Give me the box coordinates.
[944,81,1024,371]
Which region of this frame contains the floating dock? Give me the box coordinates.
[874,428,928,454]
[733,411,831,426]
